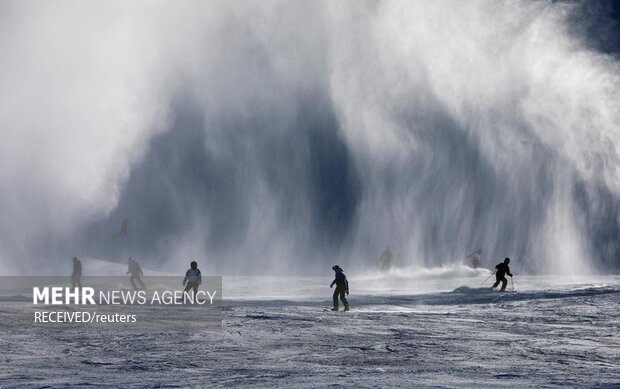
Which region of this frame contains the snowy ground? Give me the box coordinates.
[0,270,619,388]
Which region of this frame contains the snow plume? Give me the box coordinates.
[0,1,619,275]
[0,2,171,274]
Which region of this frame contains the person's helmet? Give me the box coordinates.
[504,257,511,263]
[332,265,340,271]
[191,261,197,269]
[73,257,78,262]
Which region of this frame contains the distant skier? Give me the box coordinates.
[120,218,129,237]
[183,261,202,298]
[330,265,350,311]
[467,249,482,269]
[71,257,82,288]
[491,257,513,291]
[127,257,145,290]
[379,246,394,271]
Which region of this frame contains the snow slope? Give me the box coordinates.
[0,274,618,387]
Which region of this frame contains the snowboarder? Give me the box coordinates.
[330,265,349,311]
[127,257,145,290]
[183,260,202,298]
[491,257,513,291]
[71,257,82,288]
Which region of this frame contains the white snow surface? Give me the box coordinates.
[1,270,619,387]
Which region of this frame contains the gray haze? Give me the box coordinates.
[1,0,619,275]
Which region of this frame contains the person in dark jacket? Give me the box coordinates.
[127,257,145,290]
[71,257,82,288]
[491,257,513,291]
[183,261,202,298]
[330,265,350,311]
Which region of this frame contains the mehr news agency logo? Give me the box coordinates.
[32,286,218,324]
[33,286,217,305]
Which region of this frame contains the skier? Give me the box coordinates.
[491,257,513,291]
[379,246,394,271]
[330,265,350,311]
[127,257,145,290]
[467,249,482,269]
[183,261,202,298]
[71,257,82,288]
[120,218,129,237]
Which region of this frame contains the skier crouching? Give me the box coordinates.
[330,265,350,311]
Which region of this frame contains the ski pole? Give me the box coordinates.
[511,276,515,292]
[481,270,496,286]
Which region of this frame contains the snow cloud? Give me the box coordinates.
[1,0,619,275]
